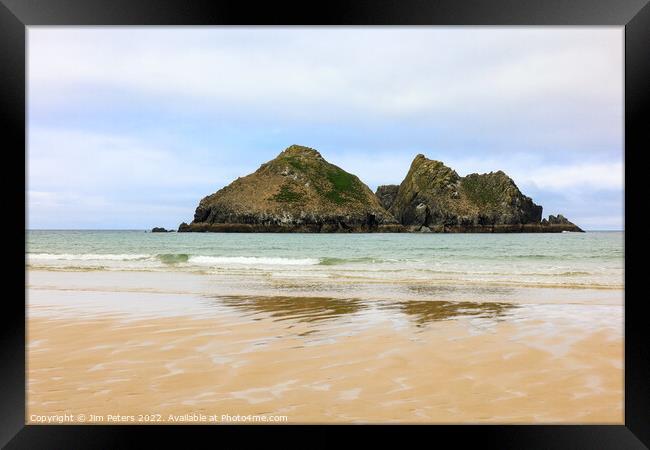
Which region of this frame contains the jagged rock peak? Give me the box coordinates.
[389,153,543,228]
[280,144,323,159]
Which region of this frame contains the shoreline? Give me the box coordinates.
[26,267,623,424]
[27,285,623,424]
[26,269,624,306]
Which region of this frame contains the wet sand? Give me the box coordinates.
[27,271,623,424]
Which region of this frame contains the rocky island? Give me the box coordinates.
[151,227,173,233]
[179,145,583,233]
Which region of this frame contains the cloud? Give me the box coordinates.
[26,128,257,228]
[28,28,622,123]
[518,162,624,191]
[27,127,252,192]
[27,190,189,229]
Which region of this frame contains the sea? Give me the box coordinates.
[26,230,624,305]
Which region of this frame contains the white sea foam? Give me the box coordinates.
[28,253,151,261]
[188,256,320,266]
[27,253,321,268]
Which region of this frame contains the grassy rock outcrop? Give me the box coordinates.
[388,154,582,232]
[180,145,399,232]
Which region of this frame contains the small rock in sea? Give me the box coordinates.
[151,227,169,233]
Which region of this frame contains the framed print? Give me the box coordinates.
[1,0,647,447]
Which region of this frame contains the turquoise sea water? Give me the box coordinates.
[27,231,624,290]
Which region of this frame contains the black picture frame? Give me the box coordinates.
[2,0,646,447]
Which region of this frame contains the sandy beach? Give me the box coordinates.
[27,269,623,424]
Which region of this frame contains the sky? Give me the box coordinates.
[27,27,624,230]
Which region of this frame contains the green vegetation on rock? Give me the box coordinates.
[461,173,509,207]
[283,155,306,172]
[273,185,304,203]
[323,167,364,205]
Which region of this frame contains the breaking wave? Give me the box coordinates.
[318,257,390,265]
[28,253,321,267]
[157,253,190,264]
[188,256,320,266]
[28,253,150,261]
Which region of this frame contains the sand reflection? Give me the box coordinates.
[216,295,365,323]
[390,300,516,327]
[213,295,517,330]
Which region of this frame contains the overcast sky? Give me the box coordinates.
[27,27,623,230]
